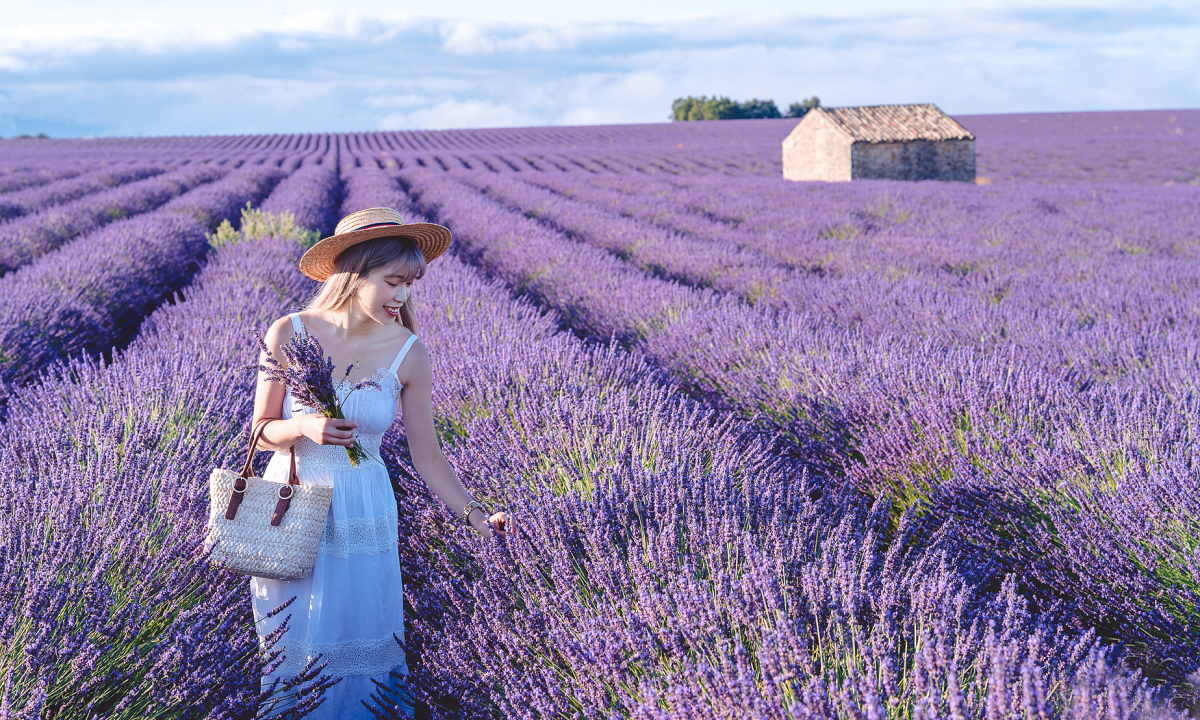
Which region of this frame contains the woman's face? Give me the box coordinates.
[354,259,416,324]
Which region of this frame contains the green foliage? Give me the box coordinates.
[207,203,320,249]
[786,96,821,118]
[670,96,786,121]
[669,95,820,121]
[738,99,782,119]
[671,96,737,121]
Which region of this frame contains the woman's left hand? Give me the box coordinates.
[486,511,513,539]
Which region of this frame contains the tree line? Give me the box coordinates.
[671,96,819,121]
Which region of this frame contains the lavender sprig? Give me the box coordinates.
[255,330,381,467]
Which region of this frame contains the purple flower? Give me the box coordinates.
[255,330,381,467]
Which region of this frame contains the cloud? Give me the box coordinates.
[0,4,1197,137]
[380,98,537,129]
[439,21,581,55]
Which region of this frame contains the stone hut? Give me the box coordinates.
[782,104,975,182]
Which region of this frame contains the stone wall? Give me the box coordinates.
[782,114,852,182]
[850,139,975,181]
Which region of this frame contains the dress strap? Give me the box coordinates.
[288,313,305,336]
[389,334,419,375]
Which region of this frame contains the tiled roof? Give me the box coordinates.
[819,104,975,142]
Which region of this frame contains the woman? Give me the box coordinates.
[248,207,511,717]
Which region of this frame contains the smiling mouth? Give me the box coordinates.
[384,305,403,316]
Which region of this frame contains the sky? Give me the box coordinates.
[1,0,1197,137]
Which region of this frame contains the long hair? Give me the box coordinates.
[306,236,427,333]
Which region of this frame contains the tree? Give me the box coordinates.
[670,96,705,121]
[671,96,742,121]
[738,99,782,119]
[786,96,821,118]
[671,96,804,121]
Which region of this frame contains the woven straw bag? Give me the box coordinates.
[205,418,334,580]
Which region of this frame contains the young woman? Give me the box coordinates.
[248,207,511,717]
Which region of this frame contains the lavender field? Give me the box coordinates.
[1,109,1198,719]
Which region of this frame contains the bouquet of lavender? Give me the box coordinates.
[255,330,380,467]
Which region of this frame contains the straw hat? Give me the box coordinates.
[298,207,452,282]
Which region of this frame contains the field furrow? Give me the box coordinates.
[0,163,96,194]
[0,166,286,403]
[1,112,1196,718]
[327,166,1162,719]
[0,164,168,220]
[0,164,230,274]
[0,166,348,719]
[398,166,1200,686]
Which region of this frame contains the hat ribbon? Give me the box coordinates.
[353,221,405,231]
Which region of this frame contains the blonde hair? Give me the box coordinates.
[306,236,427,333]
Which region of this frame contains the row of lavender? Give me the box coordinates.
[0,165,343,719]
[0,164,228,273]
[0,164,289,406]
[0,155,1180,719]
[0,164,167,220]
[391,164,1200,707]
[2,108,1195,717]
[469,169,1200,399]
[0,157,344,408]
[333,166,1181,719]
[7,109,1197,186]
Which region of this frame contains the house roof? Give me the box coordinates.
[816,104,975,143]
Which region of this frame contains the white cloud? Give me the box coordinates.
[379,99,536,130]
[439,21,582,55]
[0,3,1196,137]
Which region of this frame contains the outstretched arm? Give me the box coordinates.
[399,340,510,539]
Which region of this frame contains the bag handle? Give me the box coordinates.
[239,417,276,478]
[224,418,300,524]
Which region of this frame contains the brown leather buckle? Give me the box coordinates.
[270,496,291,527]
[224,478,247,520]
[278,485,293,500]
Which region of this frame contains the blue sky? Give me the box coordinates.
[1,0,1197,137]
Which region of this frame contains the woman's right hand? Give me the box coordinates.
[299,415,359,447]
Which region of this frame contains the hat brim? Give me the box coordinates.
[298,222,452,282]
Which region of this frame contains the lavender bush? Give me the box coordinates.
[0,237,334,719]
[0,164,228,274]
[0,110,1196,718]
[0,164,350,718]
[0,166,288,401]
[0,164,94,194]
[0,164,166,220]
[259,164,341,237]
[395,166,1200,704]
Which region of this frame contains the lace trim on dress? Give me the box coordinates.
[321,510,399,558]
[294,434,385,473]
[334,366,401,401]
[273,634,409,677]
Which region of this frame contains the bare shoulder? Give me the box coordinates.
[395,334,431,386]
[263,315,298,355]
[381,321,417,350]
[293,309,322,326]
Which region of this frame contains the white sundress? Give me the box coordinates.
[250,313,418,718]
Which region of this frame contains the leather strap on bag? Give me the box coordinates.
[270,450,300,527]
[224,418,299,524]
